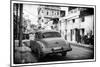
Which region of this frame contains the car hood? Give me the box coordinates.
[41,37,68,48]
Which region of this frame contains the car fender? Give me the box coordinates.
[30,40,38,53]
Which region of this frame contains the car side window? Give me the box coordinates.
[35,32,38,39]
[35,32,41,39]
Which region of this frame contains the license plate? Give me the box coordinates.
[54,47,61,50]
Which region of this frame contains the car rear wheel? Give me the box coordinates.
[61,52,67,57]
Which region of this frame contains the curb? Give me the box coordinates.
[69,42,94,49]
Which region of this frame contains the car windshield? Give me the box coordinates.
[42,32,61,38]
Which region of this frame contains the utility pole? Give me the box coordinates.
[16,4,19,39]
[19,4,23,47]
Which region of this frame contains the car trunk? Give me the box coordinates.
[41,37,68,48]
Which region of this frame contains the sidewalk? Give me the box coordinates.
[14,40,37,64]
[68,41,94,49]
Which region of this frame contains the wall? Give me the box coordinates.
[66,15,94,42]
[80,15,94,35]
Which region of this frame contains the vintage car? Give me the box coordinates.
[30,30,72,59]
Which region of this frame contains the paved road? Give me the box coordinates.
[38,45,94,62]
[14,44,94,64]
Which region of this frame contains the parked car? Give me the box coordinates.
[30,30,72,59]
[23,34,29,40]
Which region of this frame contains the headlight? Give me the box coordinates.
[37,41,45,49]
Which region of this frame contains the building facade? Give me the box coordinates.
[37,6,65,30]
[60,7,94,44]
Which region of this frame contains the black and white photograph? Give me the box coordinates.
[11,0,96,66]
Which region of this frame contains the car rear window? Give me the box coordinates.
[42,32,61,38]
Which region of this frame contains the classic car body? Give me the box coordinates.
[30,30,72,59]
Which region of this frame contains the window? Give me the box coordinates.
[81,29,84,35]
[81,17,85,22]
[35,32,38,39]
[47,11,49,15]
[42,19,44,22]
[52,11,54,16]
[35,32,41,39]
[72,19,75,23]
[57,11,59,15]
[41,9,44,13]
[42,32,61,38]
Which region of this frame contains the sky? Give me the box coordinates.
[23,4,69,25]
[23,4,39,25]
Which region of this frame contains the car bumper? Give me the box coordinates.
[42,47,72,55]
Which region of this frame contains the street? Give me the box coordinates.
[14,42,94,64]
[38,45,94,62]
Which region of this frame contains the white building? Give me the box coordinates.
[60,8,94,43]
[38,6,65,30]
[67,8,94,43]
[58,7,68,38]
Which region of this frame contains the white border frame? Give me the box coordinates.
[11,0,96,66]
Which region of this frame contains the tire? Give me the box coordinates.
[37,49,41,58]
[35,49,43,60]
[61,52,67,57]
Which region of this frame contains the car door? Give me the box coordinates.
[34,32,42,52]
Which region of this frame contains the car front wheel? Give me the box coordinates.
[35,48,44,60]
